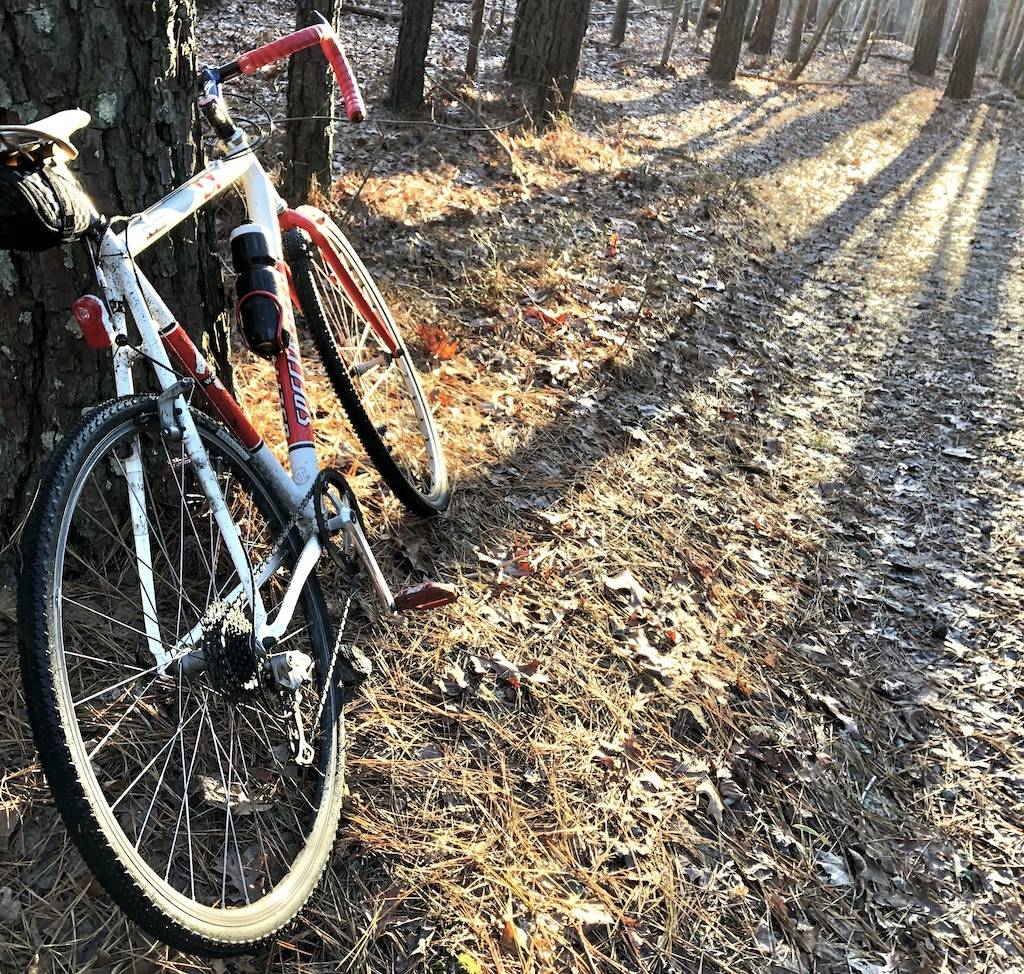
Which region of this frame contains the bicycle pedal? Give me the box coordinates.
[393,581,459,612]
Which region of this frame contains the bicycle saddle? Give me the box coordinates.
[0,109,91,162]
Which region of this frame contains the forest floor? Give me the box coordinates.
[1,3,1023,973]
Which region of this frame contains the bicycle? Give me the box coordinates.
[1,18,456,955]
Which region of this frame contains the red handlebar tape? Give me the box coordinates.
[237,26,364,123]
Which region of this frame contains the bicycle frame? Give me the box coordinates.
[86,138,393,671]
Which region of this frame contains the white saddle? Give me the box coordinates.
[0,109,91,162]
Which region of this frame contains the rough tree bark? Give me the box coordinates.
[534,0,591,122]
[785,0,811,59]
[846,0,880,77]
[466,0,486,76]
[283,0,340,201]
[910,0,949,76]
[387,0,436,110]
[788,0,843,77]
[749,0,782,52]
[944,0,991,97]
[707,0,750,80]
[0,0,227,554]
[506,0,546,82]
[610,0,630,43]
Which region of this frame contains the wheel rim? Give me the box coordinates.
[306,237,444,504]
[48,413,340,930]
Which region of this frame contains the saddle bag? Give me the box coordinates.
[0,161,96,252]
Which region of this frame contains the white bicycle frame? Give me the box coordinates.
[86,127,394,672]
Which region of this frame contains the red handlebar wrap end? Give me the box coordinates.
[321,37,366,123]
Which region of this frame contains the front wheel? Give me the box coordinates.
[17,396,344,955]
[284,216,449,517]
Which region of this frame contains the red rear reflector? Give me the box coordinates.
[393,581,459,612]
[73,295,111,350]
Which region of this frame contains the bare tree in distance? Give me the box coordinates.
[785,0,811,60]
[944,0,991,97]
[788,0,843,78]
[283,0,340,201]
[610,0,630,44]
[466,0,486,76]
[387,0,436,110]
[910,0,950,76]
[707,0,750,80]
[749,0,782,53]
[846,0,880,78]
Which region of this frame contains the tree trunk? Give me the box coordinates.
[506,0,546,82]
[749,0,782,52]
[744,0,762,39]
[707,0,750,79]
[682,0,692,31]
[695,0,713,34]
[387,0,436,110]
[910,0,949,75]
[1012,30,1024,87]
[944,0,991,97]
[0,0,227,554]
[997,0,1024,80]
[945,0,968,57]
[662,0,687,63]
[788,0,843,76]
[534,0,591,122]
[610,0,630,44]
[785,0,811,59]
[846,0,880,76]
[904,0,926,41]
[991,0,1024,66]
[806,0,819,25]
[283,0,340,202]
[466,0,486,76]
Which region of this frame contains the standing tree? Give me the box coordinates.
[707,0,750,80]
[0,0,226,549]
[788,0,843,77]
[945,0,968,56]
[610,0,630,43]
[997,0,1024,80]
[534,0,591,122]
[785,0,811,59]
[506,0,545,83]
[994,0,1024,64]
[749,0,782,53]
[662,0,687,64]
[466,0,486,76]
[945,0,991,97]
[910,0,950,75]
[505,0,591,120]
[744,0,762,39]
[846,0,880,77]
[284,0,340,201]
[388,0,436,110]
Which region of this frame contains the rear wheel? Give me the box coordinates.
[285,218,449,517]
[17,397,344,955]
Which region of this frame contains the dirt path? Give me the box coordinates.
[656,74,1024,972]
